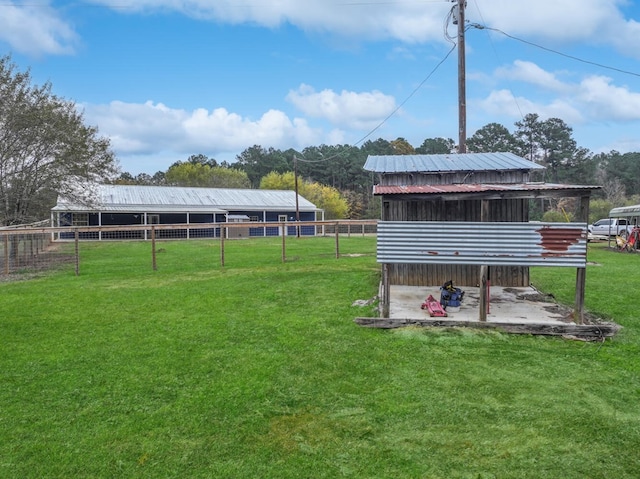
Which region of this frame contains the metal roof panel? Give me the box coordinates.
[609,204,640,217]
[52,185,319,213]
[364,152,545,173]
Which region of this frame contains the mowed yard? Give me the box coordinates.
[1,237,639,478]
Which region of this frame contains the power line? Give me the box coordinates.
[296,41,457,163]
[470,23,640,78]
[352,43,457,147]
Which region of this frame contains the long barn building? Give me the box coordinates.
[51,184,322,240]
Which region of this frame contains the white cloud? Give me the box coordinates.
[286,84,397,130]
[0,2,78,56]
[576,75,640,121]
[467,0,640,56]
[7,0,640,60]
[476,89,583,124]
[496,60,569,93]
[477,61,640,125]
[82,100,321,158]
[81,0,640,55]
[85,0,453,43]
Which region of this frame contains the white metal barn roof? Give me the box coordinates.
[609,204,640,218]
[363,152,545,173]
[52,185,319,213]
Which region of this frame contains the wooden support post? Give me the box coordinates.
[282,223,286,262]
[574,267,586,324]
[3,234,8,275]
[479,199,490,321]
[335,223,340,259]
[151,226,157,271]
[74,229,80,276]
[574,195,590,324]
[479,265,488,322]
[382,264,390,318]
[220,226,225,267]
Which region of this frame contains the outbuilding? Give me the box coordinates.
[51,184,322,239]
[364,152,600,320]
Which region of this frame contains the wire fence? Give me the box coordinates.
[1,220,378,278]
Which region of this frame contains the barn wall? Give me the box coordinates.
[381,198,529,222]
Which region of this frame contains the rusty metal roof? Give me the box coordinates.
[364,152,545,173]
[373,183,599,198]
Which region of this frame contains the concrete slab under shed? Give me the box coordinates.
[354,284,620,340]
[389,285,571,324]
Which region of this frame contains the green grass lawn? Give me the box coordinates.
[1,238,639,478]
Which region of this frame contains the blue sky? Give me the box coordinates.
[3,1,640,174]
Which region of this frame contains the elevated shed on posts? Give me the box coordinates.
[364,152,600,321]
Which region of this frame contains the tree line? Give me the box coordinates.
[116,117,640,221]
[3,52,639,225]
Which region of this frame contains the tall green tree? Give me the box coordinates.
[514,113,543,162]
[235,145,289,188]
[600,151,640,198]
[186,153,217,167]
[114,171,166,185]
[296,144,373,218]
[537,117,577,183]
[514,114,585,183]
[467,123,518,153]
[165,162,249,188]
[360,138,394,156]
[260,171,348,219]
[0,55,117,225]
[390,137,415,155]
[416,137,455,154]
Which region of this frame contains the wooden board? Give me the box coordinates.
[354,317,620,340]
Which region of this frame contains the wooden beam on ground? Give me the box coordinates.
[354,317,620,340]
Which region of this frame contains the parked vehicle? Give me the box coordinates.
[588,218,634,237]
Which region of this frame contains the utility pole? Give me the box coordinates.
[294,155,300,238]
[455,0,467,153]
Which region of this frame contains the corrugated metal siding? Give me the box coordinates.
[378,221,587,268]
[364,152,545,173]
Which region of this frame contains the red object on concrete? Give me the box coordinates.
[420,294,448,317]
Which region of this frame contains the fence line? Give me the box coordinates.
[1,220,378,276]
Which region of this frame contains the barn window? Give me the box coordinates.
[148,214,160,224]
[250,216,259,222]
[278,215,287,222]
[72,213,89,226]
